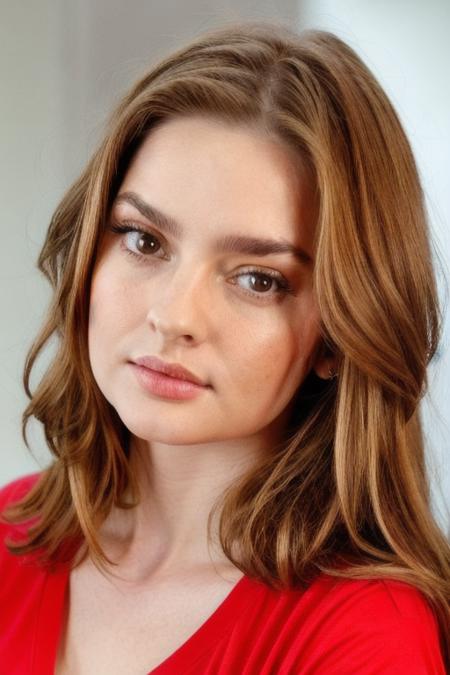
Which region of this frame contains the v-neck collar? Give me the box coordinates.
[148,573,259,674]
[35,561,261,674]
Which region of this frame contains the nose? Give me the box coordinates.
[145,259,211,344]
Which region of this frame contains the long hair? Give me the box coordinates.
[2,19,449,664]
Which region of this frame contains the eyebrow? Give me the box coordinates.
[114,191,312,265]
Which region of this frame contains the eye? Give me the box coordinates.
[108,222,166,259]
[232,268,295,301]
[124,230,162,256]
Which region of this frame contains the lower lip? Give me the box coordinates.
[130,364,209,400]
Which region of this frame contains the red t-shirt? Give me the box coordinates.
[0,473,446,674]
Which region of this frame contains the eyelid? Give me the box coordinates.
[111,218,170,247]
[108,220,169,262]
[111,217,165,239]
[240,266,295,292]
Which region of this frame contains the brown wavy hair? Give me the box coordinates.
[2,19,449,664]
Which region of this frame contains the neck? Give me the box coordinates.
[96,433,275,583]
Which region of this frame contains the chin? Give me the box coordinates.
[113,407,214,446]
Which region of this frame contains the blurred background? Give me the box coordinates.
[1,1,449,533]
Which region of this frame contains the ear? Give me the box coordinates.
[312,339,339,380]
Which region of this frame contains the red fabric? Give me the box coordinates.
[0,473,446,674]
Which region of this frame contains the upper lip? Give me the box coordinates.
[132,356,208,386]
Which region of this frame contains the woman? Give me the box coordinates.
[0,19,448,674]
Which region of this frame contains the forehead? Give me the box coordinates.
[116,115,318,255]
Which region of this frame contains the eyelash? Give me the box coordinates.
[108,221,295,301]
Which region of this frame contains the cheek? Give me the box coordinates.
[89,272,110,345]
[89,259,136,328]
[230,321,299,388]
[225,303,320,393]
[88,262,133,363]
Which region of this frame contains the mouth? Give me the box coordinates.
[131,355,210,387]
[129,361,210,401]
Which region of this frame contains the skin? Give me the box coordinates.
[87,114,336,582]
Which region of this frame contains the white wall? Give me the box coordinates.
[0,2,66,477]
[298,0,450,533]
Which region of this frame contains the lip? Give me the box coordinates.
[131,355,209,387]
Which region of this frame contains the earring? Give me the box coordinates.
[328,366,338,379]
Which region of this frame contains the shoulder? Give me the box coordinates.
[290,574,446,673]
[0,472,52,662]
[0,470,43,566]
[308,573,438,622]
[0,471,43,548]
[0,471,42,514]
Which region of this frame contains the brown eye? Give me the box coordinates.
[232,269,294,301]
[108,222,166,260]
[130,231,161,255]
[248,274,274,293]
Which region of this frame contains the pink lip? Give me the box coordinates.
[129,362,209,401]
[132,356,208,386]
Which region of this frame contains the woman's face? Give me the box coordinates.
[88,115,328,449]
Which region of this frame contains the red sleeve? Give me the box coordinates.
[298,576,446,674]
